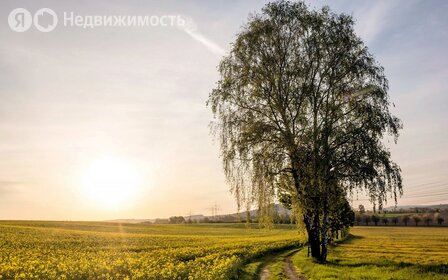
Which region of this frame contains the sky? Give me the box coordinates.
[0,0,447,220]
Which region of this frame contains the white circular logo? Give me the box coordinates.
[8,8,32,32]
[33,8,58,32]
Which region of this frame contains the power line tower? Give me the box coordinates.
[206,202,220,222]
[213,202,220,222]
[185,209,193,223]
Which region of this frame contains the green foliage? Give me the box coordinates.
[329,188,355,232]
[208,0,402,262]
[169,216,186,224]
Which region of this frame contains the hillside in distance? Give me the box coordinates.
[106,203,448,224]
[383,204,448,211]
[107,204,292,224]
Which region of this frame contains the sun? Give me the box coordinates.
[82,157,142,208]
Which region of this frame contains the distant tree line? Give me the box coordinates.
[354,211,445,227]
[153,203,354,241]
[152,205,445,227]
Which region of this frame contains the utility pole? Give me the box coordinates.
[214,202,220,222]
[206,202,220,222]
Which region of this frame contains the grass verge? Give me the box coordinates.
[292,227,448,279]
[238,247,302,280]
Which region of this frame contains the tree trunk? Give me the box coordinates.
[290,159,326,262]
[321,194,329,263]
[304,213,322,260]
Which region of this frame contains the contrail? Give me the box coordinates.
[178,16,226,57]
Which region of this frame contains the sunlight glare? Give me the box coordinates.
[82,157,142,208]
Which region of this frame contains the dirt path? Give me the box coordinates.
[259,249,305,280]
[284,253,306,280]
[260,265,270,280]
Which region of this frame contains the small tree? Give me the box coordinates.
[402,215,410,226]
[391,216,399,225]
[169,216,186,224]
[435,213,444,225]
[358,205,366,214]
[329,195,355,239]
[381,216,389,225]
[423,214,433,226]
[355,214,363,226]
[372,215,380,226]
[364,215,371,226]
[412,215,421,226]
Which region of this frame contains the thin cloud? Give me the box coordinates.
[354,1,398,44]
[0,181,21,194]
[178,17,226,57]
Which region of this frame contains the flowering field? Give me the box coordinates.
[0,221,301,279]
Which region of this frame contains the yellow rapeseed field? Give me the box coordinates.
[0,221,300,279]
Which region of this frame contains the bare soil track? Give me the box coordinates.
[259,249,306,280]
[284,253,306,280]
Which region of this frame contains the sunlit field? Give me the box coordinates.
[0,221,300,279]
[1,0,447,279]
[292,227,448,279]
[1,222,448,279]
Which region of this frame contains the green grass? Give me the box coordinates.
[381,213,411,218]
[238,248,301,280]
[0,221,300,279]
[292,226,448,279]
[264,249,301,280]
